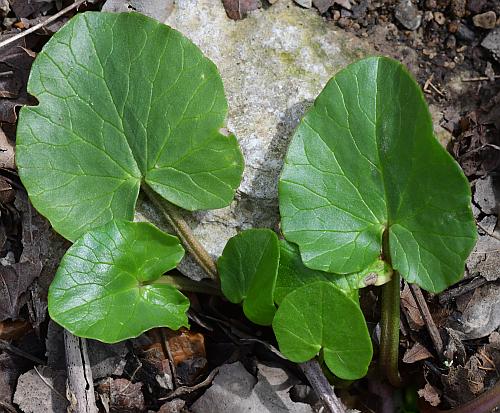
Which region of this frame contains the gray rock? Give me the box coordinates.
[136,0,374,280]
[482,27,500,63]
[294,0,313,7]
[474,176,498,215]
[14,367,67,413]
[191,362,313,413]
[456,283,500,340]
[102,0,175,21]
[466,215,500,282]
[395,0,422,31]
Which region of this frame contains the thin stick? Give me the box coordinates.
[141,184,218,280]
[462,75,500,82]
[299,360,346,413]
[33,366,67,401]
[409,284,443,355]
[160,368,219,400]
[0,0,86,50]
[438,277,487,304]
[0,338,46,365]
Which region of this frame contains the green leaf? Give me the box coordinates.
[275,240,391,305]
[217,229,279,325]
[272,281,372,380]
[48,220,189,343]
[279,56,476,293]
[17,12,244,242]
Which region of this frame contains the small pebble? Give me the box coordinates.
[337,17,352,28]
[434,11,446,25]
[395,0,422,31]
[456,23,476,42]
[473,11,497,29]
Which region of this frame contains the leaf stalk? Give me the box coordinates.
[380,269,401,387]
[141,184,218,281]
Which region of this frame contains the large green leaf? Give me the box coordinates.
[17,12,244,242]
[272,281,372,380]
[48,220,189,343]
[279,56,476,293]
[274,240,390,305]
[217,229,279,325]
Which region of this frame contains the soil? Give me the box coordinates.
[0,1,499,412]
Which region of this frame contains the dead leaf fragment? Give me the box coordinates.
[418,383,441,407]
[403,342,433,363]
[222,0,260,20]
[0,128,14,169]
[97,378,145,413]
[166,328,207,386]
[312,0,333,14]
[401,283,424,330]
[0,263,41,321]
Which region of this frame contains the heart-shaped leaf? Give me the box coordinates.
[217,229,279,325]
[272,281,372,380]
[17,12,244,242]
[274,240,391,305]
[279,56,476,293]
[48,220,189,343]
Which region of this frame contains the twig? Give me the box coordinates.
[438,277,487,304]
[476,222,500,242]
[423,74,445,97]
[299,360,346,413]
[462,75,500,82]
[141,184,218,281]
[64,331,98,413]
[0,0,87,50]
[0,401,17,413]
[409,284,443,355]
[160,368,219,400]
[0,338,45,365]
[33,366,67,401]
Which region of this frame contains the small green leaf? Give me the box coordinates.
[279,56,476,293]
[272,281,372,380]
[275,240,390,305]
[17,12,244,242]
[217,229,279,325]
[48,220,189,343]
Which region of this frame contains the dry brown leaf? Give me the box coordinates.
[401,283,424,330]
[222,0,260,20]
[403,342,433,363]
[0,128,14,169]
[418,383,441,407]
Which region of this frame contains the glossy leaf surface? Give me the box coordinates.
[217,229,279,325]
[279,56,476,292]
[274,240,390,305]
[17,12,244,241]
[273,281,372,380]
[49,220,189,343]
